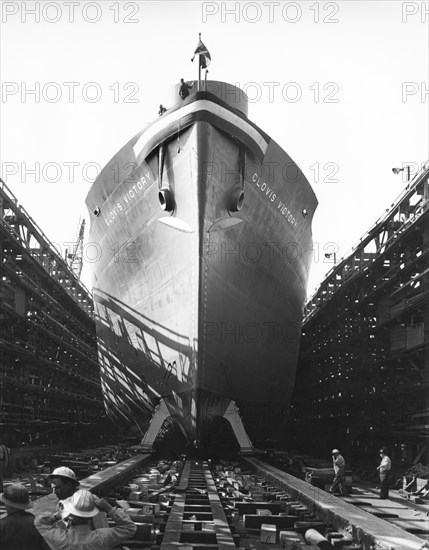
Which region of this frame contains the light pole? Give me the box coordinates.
[392,166,411,181]
[324,252,337,264]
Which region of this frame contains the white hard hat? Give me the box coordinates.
[332,449,340,455]
[63,489,98,518]
[48,466,79,485]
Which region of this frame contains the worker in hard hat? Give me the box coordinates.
[47,467,80,506]
[377,448,391,499]
[329,449,346,495]
[47,466,108,528]
[35,488,136,549]
[0,483,49,549]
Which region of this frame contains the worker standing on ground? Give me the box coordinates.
[48,466,108,528]
[0,439,9,491]
[0,483,49,549]
[48,466,80,509]
[35,488,136,549]
[377,448,391,499]
[329,449,346,495]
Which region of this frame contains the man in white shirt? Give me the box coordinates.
[377,448,391,499]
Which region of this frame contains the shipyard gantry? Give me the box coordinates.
[0,181,107,448]
[292,163,429,464]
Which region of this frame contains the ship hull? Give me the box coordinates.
[86,87,317,447]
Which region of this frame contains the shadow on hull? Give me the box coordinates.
[86,82,318,452]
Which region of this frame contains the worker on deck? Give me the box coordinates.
[377,448,391,499]
[0,483,49,549]
[158,104,167,116]
[35,488,136,549]
[329,449,346,495]
[178,78,194,99]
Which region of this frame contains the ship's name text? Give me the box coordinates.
[251,173,297,229]
[104,172,151,226]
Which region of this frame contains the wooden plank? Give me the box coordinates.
[235,502,283,515]
[203,461,236,550]
[243,514,296,529]
[388,518,429,533]
[80,454,151,491]
[161,462,191,550]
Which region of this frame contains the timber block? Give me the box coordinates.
[260,523,277,544]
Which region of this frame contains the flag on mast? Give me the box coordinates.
[191,34,211,69]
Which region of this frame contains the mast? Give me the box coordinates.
[198,33,202,90]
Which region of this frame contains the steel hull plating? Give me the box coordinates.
[86,87,317,446]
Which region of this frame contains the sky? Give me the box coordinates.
[1,0,428,298]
